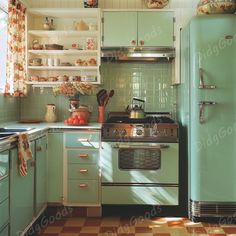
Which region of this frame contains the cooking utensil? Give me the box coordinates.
[104,90,115,106]
[96,89,106,106]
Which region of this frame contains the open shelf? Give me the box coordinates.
[28,66,99,71]
[28,50,98,55]
[28,30,98,37]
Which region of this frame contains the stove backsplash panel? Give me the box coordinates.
[20,62,176,122]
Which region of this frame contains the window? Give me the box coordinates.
[0,6,8,92]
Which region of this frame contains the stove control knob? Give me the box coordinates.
[121,129,127,136]
[113,129,119,136]
[136,129,143,136]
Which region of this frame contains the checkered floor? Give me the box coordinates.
[37,217,236,236]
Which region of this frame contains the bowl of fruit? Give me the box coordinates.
[64,115,88,126]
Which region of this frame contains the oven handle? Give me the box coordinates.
[111,144,170,149]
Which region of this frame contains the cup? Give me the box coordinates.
[54,58,60,67]
[86,38,96,50]
[47,58,54,67]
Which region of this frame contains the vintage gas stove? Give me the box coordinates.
[101,113,179,206]
[102,113,179,143]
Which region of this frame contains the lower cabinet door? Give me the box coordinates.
[35,136,47,215]
[10,145,35,236]
[0,198,9,230]
[0,224,9,236]
[102,186,178,205]
[68,180,98,204]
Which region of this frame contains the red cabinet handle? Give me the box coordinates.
[79,154,89,158]
[131,40,136,45]
[79,184,88,188]
[139,40,144,46]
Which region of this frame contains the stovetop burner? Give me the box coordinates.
[106,116,175,124]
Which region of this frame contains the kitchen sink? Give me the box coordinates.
[0,132,17,141]
[0,127,33,133]
[0,128,34,141]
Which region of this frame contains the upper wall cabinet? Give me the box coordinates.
[26,8,101,86]
[102,11,174,48]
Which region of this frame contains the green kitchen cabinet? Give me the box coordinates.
[103,11,137,47]
[0,150,9,235]
[65,131,100,205]
[103,11,174,47]
[35,136,47,215]
[10,143,35,236]
[47,132,64,203]
[138,12,174,47]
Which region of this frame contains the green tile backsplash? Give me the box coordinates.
[20,62,176,122]
[0,95,20,122]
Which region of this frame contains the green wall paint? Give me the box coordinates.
[0,95,19,122]
[20,63,176,122]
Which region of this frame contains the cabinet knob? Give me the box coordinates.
[79,169,88,173]
[36,146,42,152]
[131,40,136,46]
[139,40,145,46]
[79,183,88,188]
[79,154,89,158]
[30,160,36,167]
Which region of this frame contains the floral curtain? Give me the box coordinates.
[5,0,27,97]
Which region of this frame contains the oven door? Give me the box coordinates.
[101,142,178,184]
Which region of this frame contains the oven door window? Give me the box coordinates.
[118,148,161,170]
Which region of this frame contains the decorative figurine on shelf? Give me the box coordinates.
[84,0,98,8]
[43,17,54,30]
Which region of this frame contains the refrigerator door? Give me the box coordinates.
[190,15,236,202]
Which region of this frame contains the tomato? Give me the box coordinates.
[64,119,68,124]
[79,119,87,125]
[68,117,74,125]
[73,117,80,124]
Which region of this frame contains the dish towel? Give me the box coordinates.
[18,133,32,176]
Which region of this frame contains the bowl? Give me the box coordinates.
[144,0,169,9]
[197,0,236,14]
[71,108,91,123]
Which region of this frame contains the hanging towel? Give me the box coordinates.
[18,133,32,176]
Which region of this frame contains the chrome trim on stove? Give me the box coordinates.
[102,183,178,187]
[190,200,236,217]
[111,143,170,149]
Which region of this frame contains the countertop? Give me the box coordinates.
[0,122,102,152]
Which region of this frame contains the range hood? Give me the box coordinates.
[101,47,175,62]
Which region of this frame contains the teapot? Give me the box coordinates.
[45,104,57,123]
[74,20,89,31]
[127,98,145,119]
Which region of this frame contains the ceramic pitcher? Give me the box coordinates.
[45,104,57,123]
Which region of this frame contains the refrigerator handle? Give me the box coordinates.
[199,68,216,89]
[199,101,217,124]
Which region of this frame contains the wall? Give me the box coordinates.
[20,62,175,122]
[26,0,198,9]
[0,95,20,122]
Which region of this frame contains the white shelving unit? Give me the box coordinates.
[26,8,101,86]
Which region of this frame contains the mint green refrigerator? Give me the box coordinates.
[180,15,236,222]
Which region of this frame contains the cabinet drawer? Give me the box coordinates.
[68,164,99,180]
[102,186,178,205]
[65,132,100,148]
[0,178,9,203]
[0,198,9,230]
[0,224,8,236]
[67,150,99,164]
[68,180,98,204]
